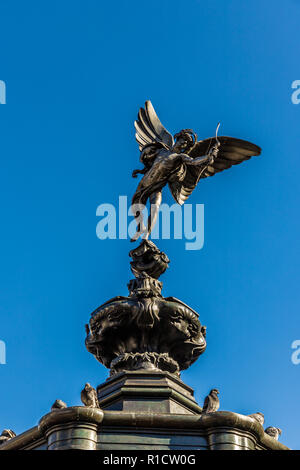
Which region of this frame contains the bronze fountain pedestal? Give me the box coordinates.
[87,241,205,417]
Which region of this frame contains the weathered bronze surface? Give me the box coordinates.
[85,263,206,376]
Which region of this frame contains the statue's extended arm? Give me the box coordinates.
[181,143,220,166]
[181,153,211,166]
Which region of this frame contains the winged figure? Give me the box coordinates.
[131,100,261,241]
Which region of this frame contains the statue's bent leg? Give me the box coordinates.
[130,199,147,242]
[146,191,162,239]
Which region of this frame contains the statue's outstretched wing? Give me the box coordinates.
[169,136,261,205]
[134,100,174,151]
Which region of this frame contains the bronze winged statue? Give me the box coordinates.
[131,100,261,241]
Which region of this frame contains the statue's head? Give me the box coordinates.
[173,129,197,152]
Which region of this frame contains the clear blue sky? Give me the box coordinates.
[0,0,299,449]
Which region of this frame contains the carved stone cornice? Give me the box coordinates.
[0,409,289,450]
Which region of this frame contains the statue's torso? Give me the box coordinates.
[142,150,181,187]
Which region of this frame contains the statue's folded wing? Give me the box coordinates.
[169,136,261,205]
[134,100,174,151]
